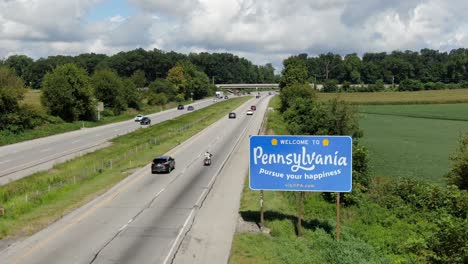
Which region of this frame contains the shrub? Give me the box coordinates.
[446,133,468,190]
[398,79,423,91]
[322,80,339,93]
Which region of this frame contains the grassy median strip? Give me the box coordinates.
[0,97,251,239]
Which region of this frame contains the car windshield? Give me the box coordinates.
[153,158,167,164]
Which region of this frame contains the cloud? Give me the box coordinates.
[1,0,468,71]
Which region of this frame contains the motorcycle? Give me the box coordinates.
[203,154,212,166]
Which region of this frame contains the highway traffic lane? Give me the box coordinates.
[173,95,272,263]
[0,97,257,264]
[0,98,218,185]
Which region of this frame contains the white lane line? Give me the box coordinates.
[114,129,121,132]
[71,140,81,144]
[94,133,101,137]
[0,159,11,165]
[40,148,52,153]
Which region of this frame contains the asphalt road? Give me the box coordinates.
[0,94,271,264]
[0,98,217,186]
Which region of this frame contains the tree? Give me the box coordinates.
[74,53,108,75]
[130,70,147,88]
[398,79,423,91]
[167,61,213,100]
[167,65,187,98]
[5,55,33,79]
[92,69,127,115]
[446,133,468,190]
[279,56,308,88]
[148,92,168,106]
[0,67,27,130]
[41,64,95,122]
[322,79,339,92]
[148,78,177,101]
[122,78,141,110]
[279,83,315,113]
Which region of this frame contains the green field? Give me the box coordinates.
[317,89,468,104]
[359,104,468,184]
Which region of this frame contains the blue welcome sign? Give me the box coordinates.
[249,135,352,192]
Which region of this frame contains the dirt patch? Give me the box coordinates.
[235,215,270,235]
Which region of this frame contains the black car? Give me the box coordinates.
[229,112,236,119]
[151,156,175,173]
[140,117,151,125]
[177,104,184,110]
[224,95,229,99]
[187,105,194,111]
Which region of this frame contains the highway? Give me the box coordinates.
[0,98,217,186]
[0,94,271,264]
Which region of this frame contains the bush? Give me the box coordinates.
[398,79,423,91]
[148,92,168,106]
[446,133,468,190]
[322,80,339,93]
[427,215,468,264]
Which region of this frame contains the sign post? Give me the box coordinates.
[97,102,104,121]
[249,135,352,238]
[336,192,341,241]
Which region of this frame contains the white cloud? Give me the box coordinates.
[1,0,468,71]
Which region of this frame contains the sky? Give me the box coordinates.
[1,0,468,71]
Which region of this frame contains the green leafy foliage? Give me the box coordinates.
[399,79,424,91]
[279,56,308,89]
[92,69,127,115]
[41,64,96,122]
[446,133,468,190]
[323,79,339,92]
[278,83,315,113]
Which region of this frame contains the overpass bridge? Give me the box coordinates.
[215,83,279,90]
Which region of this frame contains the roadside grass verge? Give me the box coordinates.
[317,89,468,105]
[359,104,468,184]
[0,97,251,239]
[1,98,193,146]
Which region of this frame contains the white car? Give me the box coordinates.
[134,115,144,122]
[246,110,254,115]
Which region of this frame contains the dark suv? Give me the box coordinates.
[151,156,175,173]
[177,104,184,110]
[140,117,151,125]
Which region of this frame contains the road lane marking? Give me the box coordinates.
[12,166,152,264]
[0,159,11,165]
[71,140,81,144]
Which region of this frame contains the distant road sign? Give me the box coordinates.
[249,135,352,192]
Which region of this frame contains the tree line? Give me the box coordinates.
[0,49,277,89]
[287,48,468,92]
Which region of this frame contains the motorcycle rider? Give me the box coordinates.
[204,151,212,160]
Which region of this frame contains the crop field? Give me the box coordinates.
[317,88,468,104]
[359,104,468,184]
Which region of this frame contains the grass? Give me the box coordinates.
[20,89,44,110]
[1,91,196,146]
[316,89,468,105]
[0,97,251,239]
[359,104,468,184]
